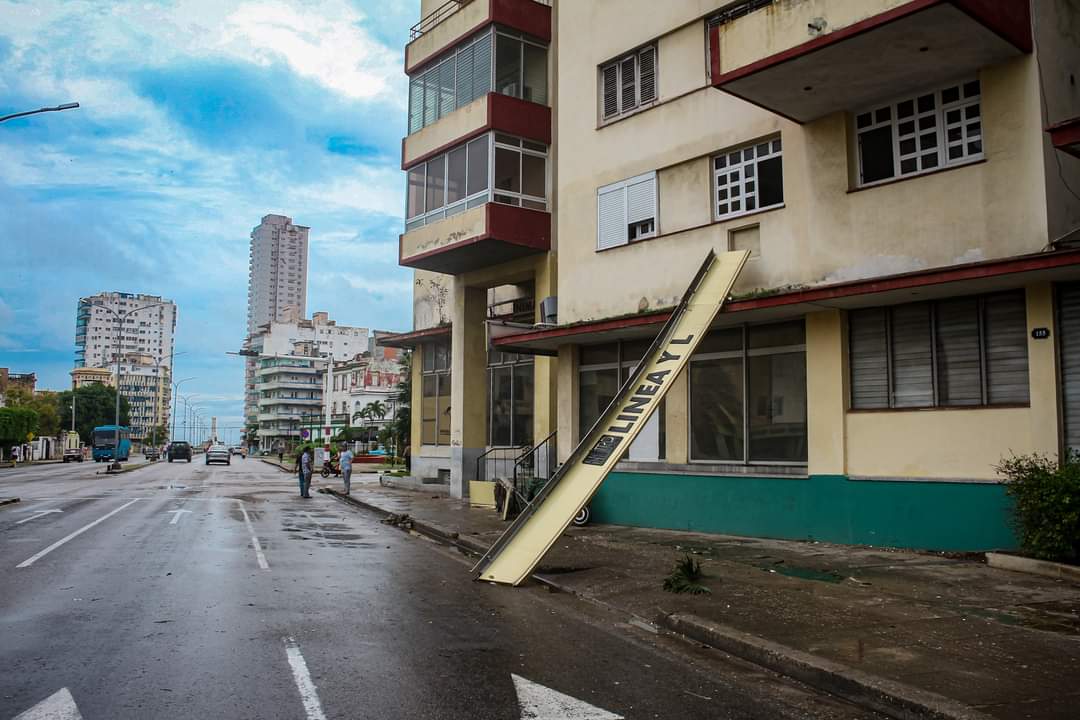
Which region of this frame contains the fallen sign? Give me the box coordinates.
[473,249,749,586]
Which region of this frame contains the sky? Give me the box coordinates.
[0,0,419,444]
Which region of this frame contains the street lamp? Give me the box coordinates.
[98,301,167,470]
[171,377,196,443]
[180,394,199,444]
[0,102,79,123]
[151,352,186,456]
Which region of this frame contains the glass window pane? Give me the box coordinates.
[696,328,742,354]
[757,155,784,207]
[407,165,426,218]
[494,146,520,192]
[466,135,489,195]
[513,362,534,446]
[438,372,452,445]
[935,297,982,406]
[579,367,619,437]
[495,35,522,97]
[447,146,467,205]
[621,339,652,364]
[749,320,804,349]
[690,358,744,461]
[581,343,619,366]
[522,43,547,105]
[426,155,445,211]
[421,374,437,444]
[859,126,894,184]
[748,352,807,462]
[490,366,512,446]
[521,152,545,198]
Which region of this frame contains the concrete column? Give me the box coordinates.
[556,344,577,463]
[533,254,558,444]
[806,309,847,477]
[1026,282,1061,456]
[449,281,488,498]
[409,349,422,462]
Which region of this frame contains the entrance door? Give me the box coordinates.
[1059,284,1080,454]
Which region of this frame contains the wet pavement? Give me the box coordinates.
[0,459,880,719]
[326,474,1080,720]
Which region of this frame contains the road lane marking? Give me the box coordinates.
[238,501,269,570]
[166,509,192,524]
[512,674,623,719]
[17,499,140,568]
[284,637,328,720]
[15,509,63,525]
[13,687,83,720]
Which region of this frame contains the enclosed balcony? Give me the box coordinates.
[401,131,549,274]
[709,0,1031,123]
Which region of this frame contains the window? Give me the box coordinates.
[407,29,548,134]
[578,340,665,461]
[849,291,1028,409]
[405,133,546,231]
[487,350,533,446]
[421,341,452,445]
[690,321,807,463]
[713,137,783,220]
[600,45,656,121]
[596,171,658,250]
[855,78,982,186]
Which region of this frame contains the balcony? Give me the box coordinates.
[400,202,549,274]
[709,0,1030,123]
[406,0,551,76]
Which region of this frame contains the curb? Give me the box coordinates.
[98,461,153,475]
[260,459,293,473]
[986,551,1080,584]
[659,613,994,720]
[0,497,20,507]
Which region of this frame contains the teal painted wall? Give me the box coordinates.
[590,472,1017,551]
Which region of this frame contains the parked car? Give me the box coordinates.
[167,441,192,463]
[144,447,160,461]
[205,444,230,466]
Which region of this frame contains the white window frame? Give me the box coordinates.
[599,45,657,123]
[854,77,983,188]
[712,136,783,221]
[596,171,659,251]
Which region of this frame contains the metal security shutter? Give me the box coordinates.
[890,303,934,407]
[625,172,657,227]
[597,182,627,250]
[849,308,889,408]
[638,46,657,104]
[1059,285,1080,452]
[935,297,982,406]
[601,63,618,119]
[984,291,1029,404]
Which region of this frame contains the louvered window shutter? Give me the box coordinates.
[625,172,656,226]
[473,33,492,99]
[1059,285,1080,451]
[438,58,456,119]
[638,46,656,104]
[984,291,1029,404]
[890,303,934,407]
[935,297,982,406]
[620,56,637,112]
[408,76,424,133]
[849,309,889,409]
[602,63,618,119]
[456,43,475,108]
[597,183,627,250]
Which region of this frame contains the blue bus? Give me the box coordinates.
[92,425,131,462]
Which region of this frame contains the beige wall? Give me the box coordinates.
[403,95,488,167]
[556,0,1052,325]
[413,270,454,331]
[407,0,489,73]
[402,205,488,262]
[1036,0,1080,242]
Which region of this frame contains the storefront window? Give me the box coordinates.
[578,341,665,461]
[421,340,452,445]
[690,321,807,464]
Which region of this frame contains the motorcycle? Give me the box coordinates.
[320,459,340,478]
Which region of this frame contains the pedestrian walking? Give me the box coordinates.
[12,445,21,464]
[299,447,313,498]
[340,447,353,495]
[278,449,284,464]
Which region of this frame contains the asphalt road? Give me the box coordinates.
[0,458,880,719]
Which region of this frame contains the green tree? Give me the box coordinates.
[0,407,39,446]
[56,384,131,443]
[389,352,412,455]
[4,387,60,437]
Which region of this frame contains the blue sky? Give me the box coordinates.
[0,0,418,443]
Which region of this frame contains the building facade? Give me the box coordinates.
[74,292,176,440]
[70,367,114,389]
[386,0,1080,550]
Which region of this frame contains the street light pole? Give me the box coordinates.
[171,377,196,443]
[0,102,79,123]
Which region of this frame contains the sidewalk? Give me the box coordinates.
[329,476,1080,720]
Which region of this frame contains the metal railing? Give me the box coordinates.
[410,0,475,41]
[475,444,530,485]
[512,430,556,508]
[488,296,535,324]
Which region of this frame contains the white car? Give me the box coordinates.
[205,445,231,466]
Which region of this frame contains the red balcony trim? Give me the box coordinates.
[399,203,550,268]
[405,0,552,76]
[710,0,1031,94]
[1047,117,1080,160]
[493,248,1080,347]
[402,93,551,170]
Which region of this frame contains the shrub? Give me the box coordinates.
[663,554,711,595]
[996,452,1080,563]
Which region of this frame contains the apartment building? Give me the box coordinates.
[74,292,176,440]
[387,0,1080,550]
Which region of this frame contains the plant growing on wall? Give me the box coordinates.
[996,452,1080,564]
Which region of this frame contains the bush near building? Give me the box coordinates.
[0,407,39,447]
[997,453,1080,564]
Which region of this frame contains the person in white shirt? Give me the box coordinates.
[339,448,353,495]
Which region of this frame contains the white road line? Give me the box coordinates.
[16,499,140,568]
[284,637,328,720]
[15,509,62,525]
[238,501,269,570]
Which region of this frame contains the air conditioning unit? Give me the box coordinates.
[539,296,557,325]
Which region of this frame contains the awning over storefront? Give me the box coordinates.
[378,324,451,349]
[494,249,1080,354]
